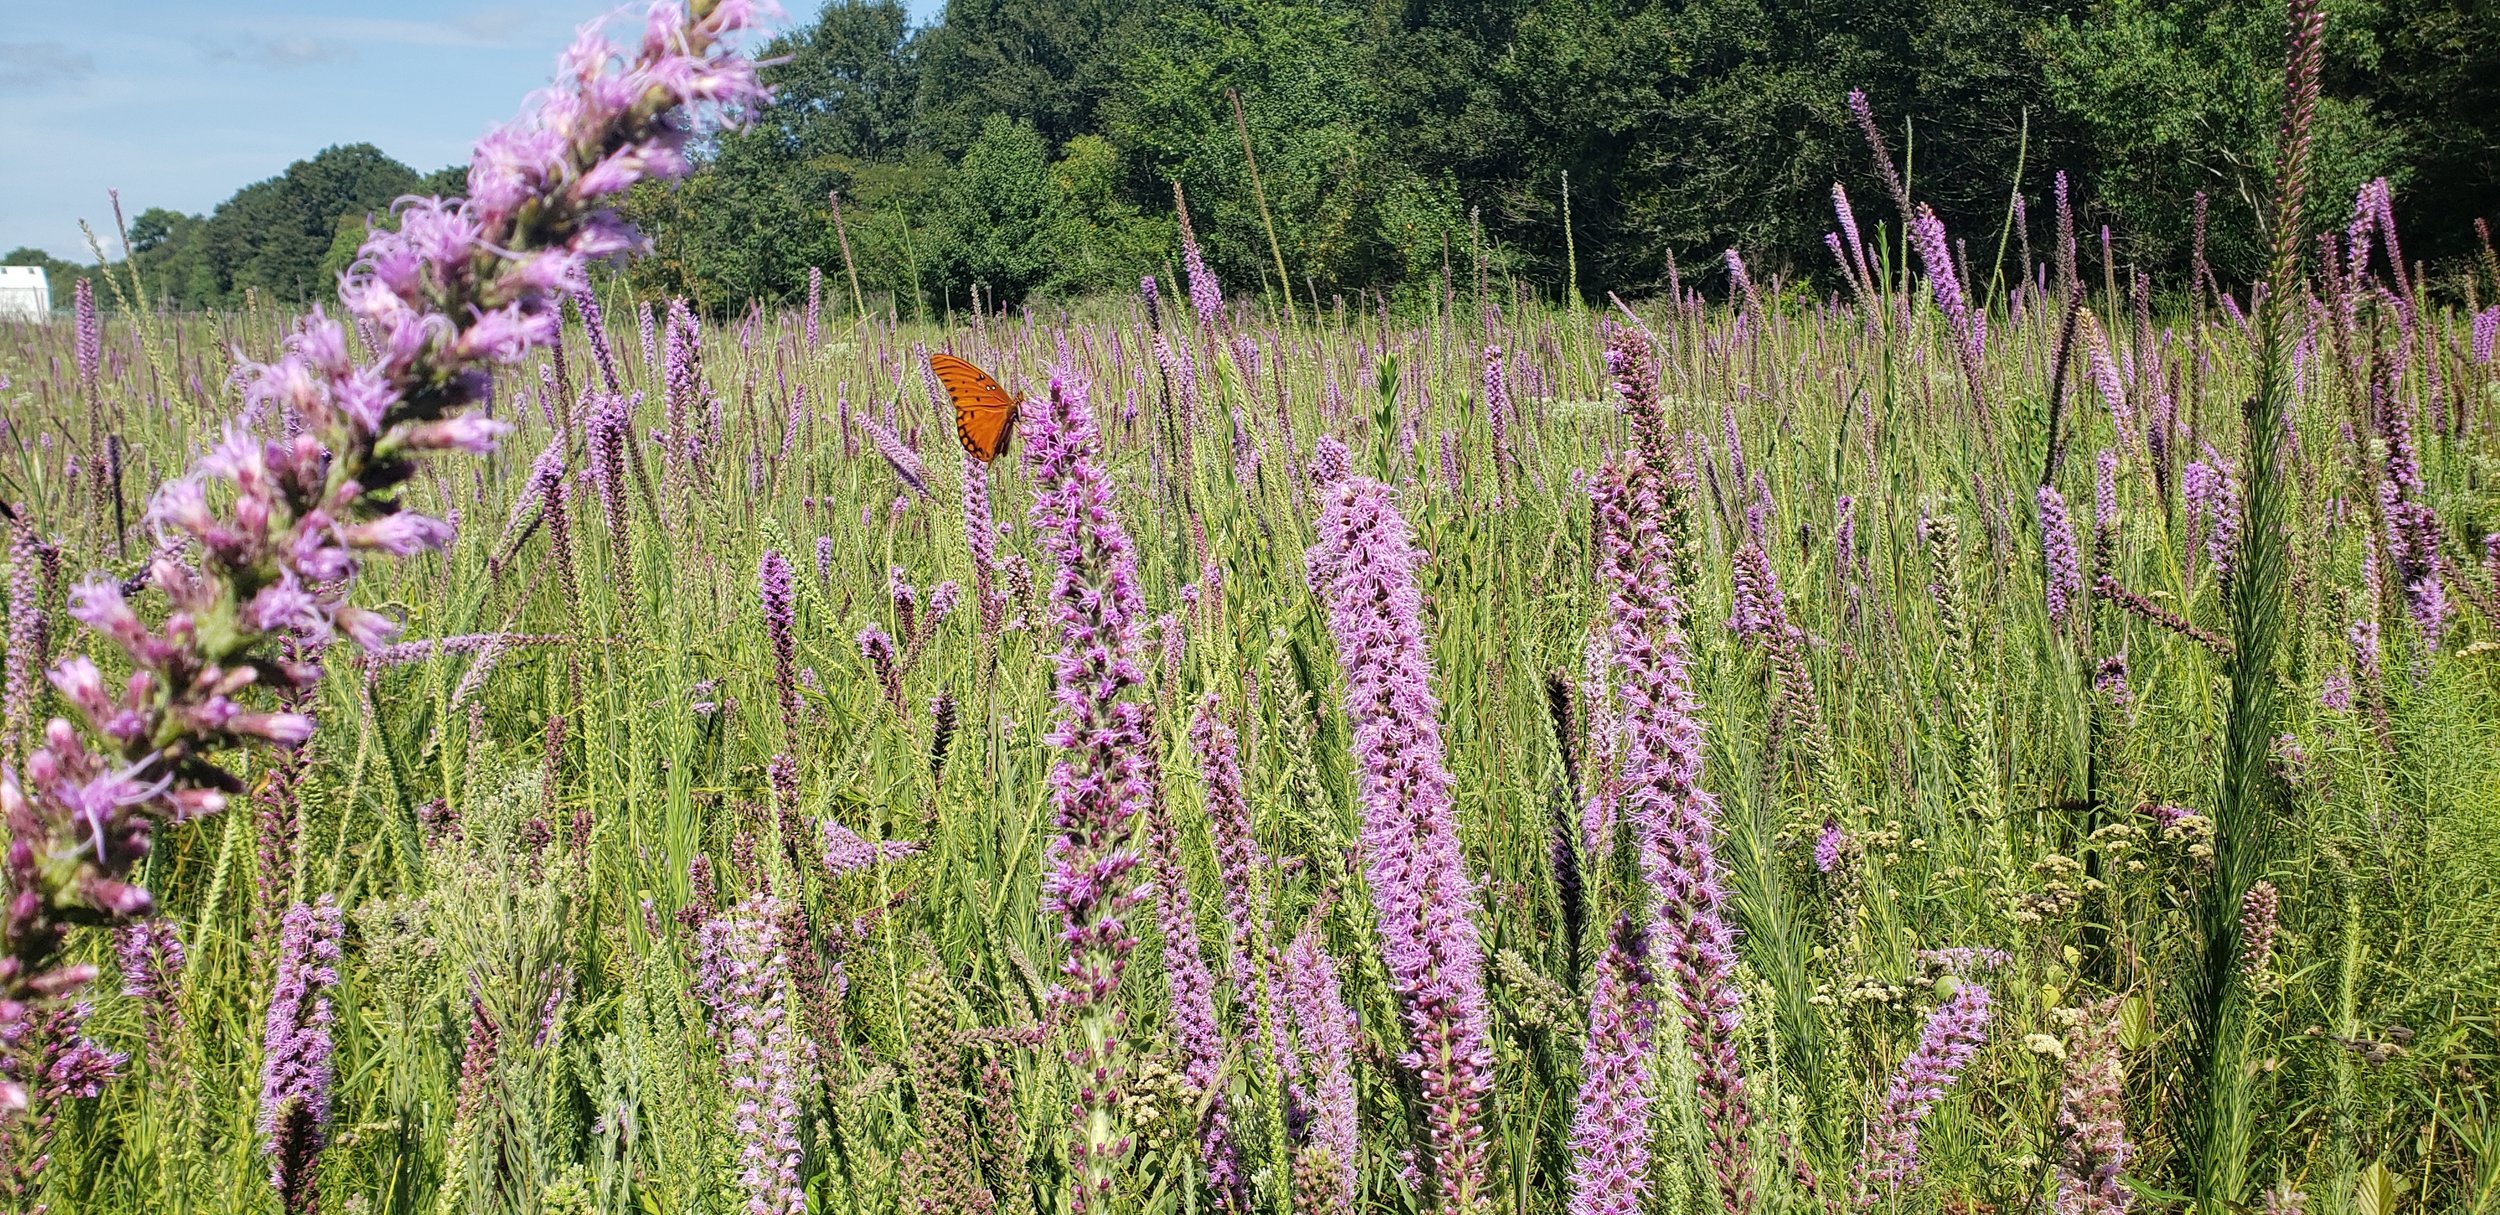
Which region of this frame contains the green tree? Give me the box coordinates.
[1040,133,1177,297]
[100,0,2500,313]
[2041,0,2397,280]
[757,0,923,161]
[621,0,928,314]
[915,0,1149,157]
[2334,0,2498,266]
[1106,0,1391,297]
[194,143,423,305]
[925,114,1058,306]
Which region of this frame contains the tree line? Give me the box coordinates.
[12,0,2494,314]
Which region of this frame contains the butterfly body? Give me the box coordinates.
[931,353,1021,463]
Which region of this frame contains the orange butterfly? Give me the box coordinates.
[930,352,1021,463]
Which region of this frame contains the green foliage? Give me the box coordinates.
[929,115,1059,304]
[1105,0,1389,293]
[913,0,1152,156]
[191,143,419,305]
[100,0,2499,314]
[104,145,434,311]
[8,234,2500,1210]
[2040,0,2392,279]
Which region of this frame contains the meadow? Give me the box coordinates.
[1,3,2497,1214]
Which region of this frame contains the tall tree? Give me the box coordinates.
[195,144,421,305]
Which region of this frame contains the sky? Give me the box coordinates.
[0,0,947,262]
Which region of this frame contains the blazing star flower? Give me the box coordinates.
[760,550,799,736]
[1178,198,1224,329]
[1483,345,1519,476]
[2053,997,2132,1215]
[260,897,342,1214]
[1189,696,1270,1006]
[1306,473,1495,1213]
[1590,455,1753,1215]
[1282,924,1359,1211]
[1909,205,1989,412]
[2039,485,2083,625]
[1815,819,1848,875]
[1026,359,1154,1213]
[1139,737,1246,1212]
[860,412,931,500]
[1567,914,1656,1215]
[1856,981,1992,1204]
[693,897,806,1215]
[2184,452,2242,583]
[73,279,99,392]
[0,2,773,1091]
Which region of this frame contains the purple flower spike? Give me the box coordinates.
[1815,819,1848,875]
[1026,359,1154,1212]
[116,918,185,1062]
[1910,205,1990,414]
[1190,695,1272,1025]
[1282,924,1359,1210]
[1591,456,1754,1215]
[1855,982,1992,1205]
[861,412,931,499]
[260,897,342,1214]
[1305,474,1494,1213]
[962,456,1005,635]
[1568,914,1656,1215]
[759,550,799,738]
[2039,485,2082,625]
[822,820,922,878]
[2053,997,2131,1215]
[0,0,773,1076]
[1140,738,1246,1212]
[693,896,806,1215]
[2185,451,2243,583]
[1177,197,1224,329]
[1483,345,1518,479]
[73,279,100,392]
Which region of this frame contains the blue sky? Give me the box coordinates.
[1,1,945,261]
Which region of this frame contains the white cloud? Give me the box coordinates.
[0,41,98,94]
[196,34,356,68]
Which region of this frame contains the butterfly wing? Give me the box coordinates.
[931,352,1021,463]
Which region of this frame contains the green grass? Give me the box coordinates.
[1,263,2496,1214]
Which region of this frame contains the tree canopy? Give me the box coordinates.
[49,0,2500,314]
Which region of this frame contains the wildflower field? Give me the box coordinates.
[2,2,2499,1214]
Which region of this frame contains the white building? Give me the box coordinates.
[0,266,50,323]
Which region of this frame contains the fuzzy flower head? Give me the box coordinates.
[74,278,100,388]
[1282,924,1359,1209]
[1024,359,1154,1209]
[2053,997,2132,1215]
[2184,451,2242,582]
[1857,981,1992,1204]
[2038,485,2083,625]
[759,549,799,731]
[1567,914,1657,1215]
[260,897,344,1209]
[1,0,776,1069]
[2095,652,2134,715]
[1305,472,1495,1211]
[822,820,923,878]
[1177,198,1224,328]
[1309,434,1351,489]
[1815,818,1848,875]
[692,896,807,1215]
